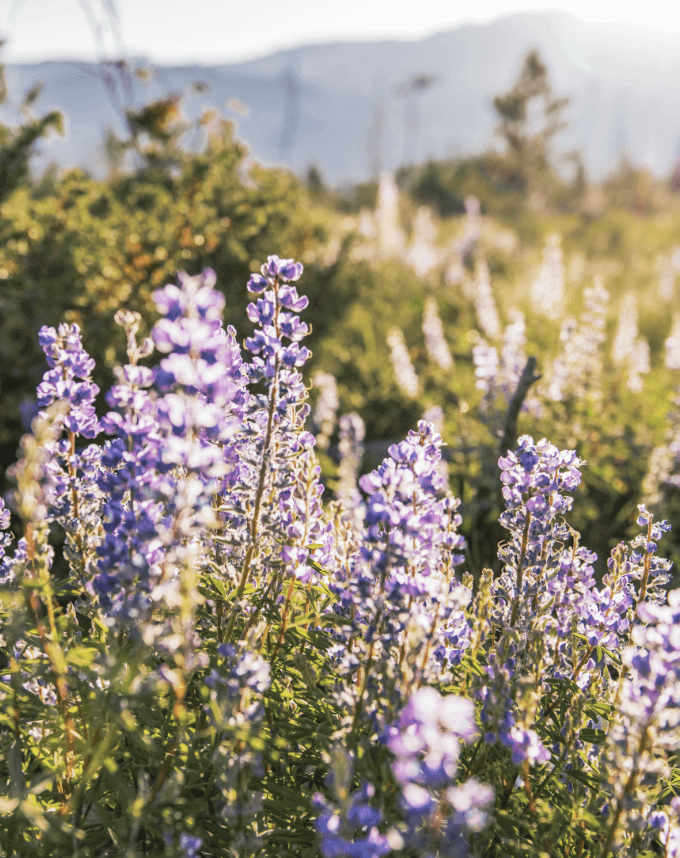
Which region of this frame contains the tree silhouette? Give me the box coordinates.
[0,40,64,204]
[493,49,569,206]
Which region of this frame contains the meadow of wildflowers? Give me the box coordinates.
[1,251,679,858]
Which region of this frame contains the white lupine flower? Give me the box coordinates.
[422,405,444,433]
[445,259,465,287]
[530,233,565,319]
[312,371,339,451]
[612,292,650,392]
[422,297,454,371]
[642,388,680,506]
[545,317,578,403]
[474,310,539,420]
[375,173,406,257]
[580,275,609,387]
[387,328,419,398]
[454,195,481,261]
[567,253,586,286]
[657,253,676,302]
[407,206,440,278]
[336,412,365,524]
[472,260,501,340]
[544,276,609,403]
[501,309,528,394]
[665,313,680,369]
[628,336,650,393]
[358,208,377,240]
[472,340,499,395]
[657,247,680,301]
[642,444,675,507]
[612,293,639,368]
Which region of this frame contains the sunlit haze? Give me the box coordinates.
[2,0,680,65]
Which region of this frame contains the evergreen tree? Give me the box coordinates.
[493,49,569,208]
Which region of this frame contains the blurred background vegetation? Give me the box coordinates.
[3,43,680,584]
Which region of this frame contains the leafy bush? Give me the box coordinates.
[0,115,320,487]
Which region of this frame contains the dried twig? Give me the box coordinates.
[499,356,541,457]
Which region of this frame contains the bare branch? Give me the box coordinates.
[499,357,542,457]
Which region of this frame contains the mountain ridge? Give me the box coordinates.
[3,10,680,183]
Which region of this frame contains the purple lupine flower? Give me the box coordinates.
[505,726,551,765]
[446,778,495,833]
[216,255,333,610]
[473,436,594,766]
[386,686,493,857]
[145,271,250,649]
[629,504,673,606]
[93,275,250,626]
[388,688,477,787]
[335,412,366,527]
[202,644,271,852]
[0,498,14,584]
[205,644,271,726]
[151,268,248,501]
[31,324,104,584]
[94,355,164,618]
[599,589,680,849]
[495,436,584,630]
[92,309,165,620]
[330,420,470,730]
[651,798,680,856]
[359,421,466,584]
[313,783,390,858]
[179,833,203,858]
[153,270,248,437]
[36,323,99,440]
[259,254,304,283]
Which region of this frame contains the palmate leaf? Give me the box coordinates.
[578,728,607,745]
[63,642,99,670]
[263,782,311,812]
[564,767,603,790]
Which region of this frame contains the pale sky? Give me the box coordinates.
[1,0,679,65]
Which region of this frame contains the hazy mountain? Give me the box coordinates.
[4,9,680,184]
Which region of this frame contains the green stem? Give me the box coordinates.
[23,523,77,803]
[634,517,654,613]
[350,610,383,736]
[598,726,650,858]
[148,686,188,806]
[509,511,532,628]
[270,574,297,661]
[225,349,281,643]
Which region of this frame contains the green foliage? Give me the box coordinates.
[492,49,570,207]
[0,571,345,855]
[400,160,466,217]
[397,155,527,218]
[0,41,64,205]
[0,112,320,485]
[333,181,379,213]
[3,47,680,858]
